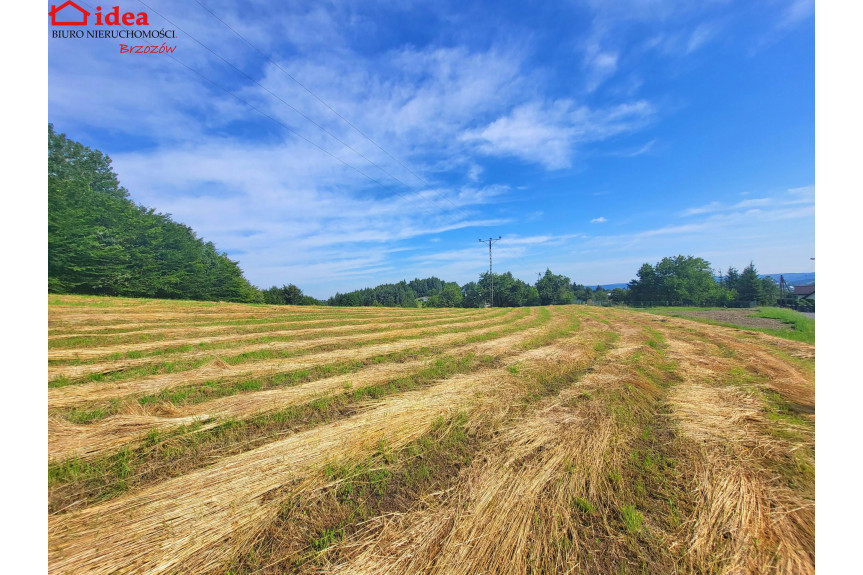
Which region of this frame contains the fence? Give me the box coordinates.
[780,302,815,312]
[618,301,756,309]
[572,301,813,310]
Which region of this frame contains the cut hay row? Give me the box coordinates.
[298,311,814,575]
[46,297,815,575]
[48,308,485,343]
[48,303,418,332]
[48,297,461,328]
[48,308,525,383]
[48,334,601,575]
[309,315,650,575]
[48,309,540,410]
[48,309,592,517]
[48,308,512,361]
[642,314,814,408]
[48,307,588,463]
[636,311,816,362]
[49,306,331,327]
[47,308,425,336]
[661,335,814,573]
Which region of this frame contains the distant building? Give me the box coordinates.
[792,284,815,301]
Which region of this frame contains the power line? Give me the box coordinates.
[479,236,501,307]
[135,0,473,220]
[164,52,440,218]
[73,0,440,219]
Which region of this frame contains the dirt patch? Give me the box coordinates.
[669,309,789,330]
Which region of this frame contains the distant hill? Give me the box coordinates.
[760,273,815,286]
[590,283,629,291]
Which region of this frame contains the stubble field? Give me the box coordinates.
[47,295,815,574]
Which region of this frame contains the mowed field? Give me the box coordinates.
[48,295,815,574]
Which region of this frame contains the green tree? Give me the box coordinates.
[461,281,484,308]
[437,282,464,307]
[592,286,609,304]
[629,255,729,305]
[737,263,763,304]
[759,277,779,306]
[535,269,574,305]
[48,125,262,302]
[628,263,660,303]
[571,283,591,302]
[610,288,629,304]
[725,267,740,293]
[263,284,318,305]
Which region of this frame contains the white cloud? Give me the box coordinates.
[578,186,814,269]
[110,136,516,296]
[460,99,654,169]
[583,41,619,92]
[686,23,716,54]
[591,217,608,223]
[679,187,813,218]
[777,0,814,30]
[48,1,812,296]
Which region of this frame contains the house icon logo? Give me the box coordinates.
[49,1,91,26]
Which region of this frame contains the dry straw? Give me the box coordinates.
[49,348,557,574]
[48,309,490,361]
[49,308,583,462]
[48,309,537,410]
[319,319,644,575]
[47,298,815,575]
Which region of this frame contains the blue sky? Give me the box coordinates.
[48,0,814,299]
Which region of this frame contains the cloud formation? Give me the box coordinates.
[48,0,813,295]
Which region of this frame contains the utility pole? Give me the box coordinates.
[479,236,502,307]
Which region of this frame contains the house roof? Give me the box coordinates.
[793,284,815,296]
[49,1,90,22]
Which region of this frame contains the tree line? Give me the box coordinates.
[326,258,783,309]
[48,127,786,309]
[328,269,625,308]
[49,125,261,302]
[627,256,779,306]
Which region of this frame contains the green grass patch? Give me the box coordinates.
[751,307,815,343]
[620,504,644,534]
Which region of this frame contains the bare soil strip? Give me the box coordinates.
[663,309,791,330]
